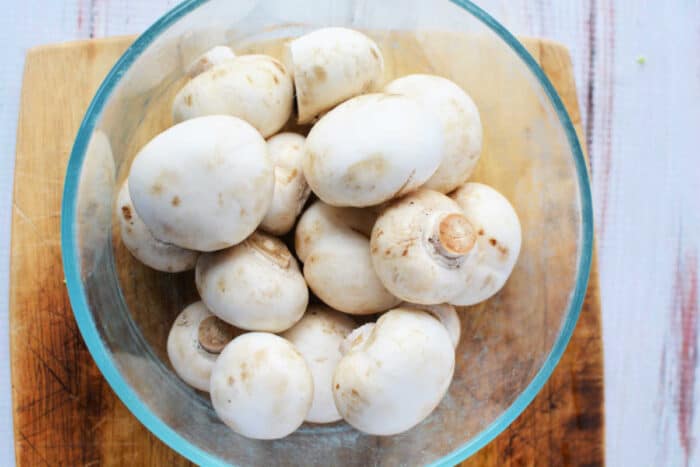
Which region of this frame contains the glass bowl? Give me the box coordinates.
[61,0,593,465]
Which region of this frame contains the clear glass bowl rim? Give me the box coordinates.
[60,1,594,465]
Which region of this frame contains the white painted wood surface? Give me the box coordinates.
[0,1,698,466]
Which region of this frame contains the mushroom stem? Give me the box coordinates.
[246,232,292,269]
[428,213,476,260]
[198,316,237,354]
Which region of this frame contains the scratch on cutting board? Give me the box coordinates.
[18,430,50,467]
[13,203,39,233]
[674,247,698,465]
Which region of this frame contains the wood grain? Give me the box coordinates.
[10,35,602,465]
[10,39,189,467]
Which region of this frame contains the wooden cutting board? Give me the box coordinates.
[10,36,603,466]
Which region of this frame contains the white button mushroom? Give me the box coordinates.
[184,45,236,78]
[281,305,356,424]
[448,182,522,306]
[259,133,311,235]
[370,189,477,304]
[284,27,384,124]
[166,301,239,392]
[210,332,313,440]
[116,179,199,272]
[332,308,455,436]
[173,54,293,137]
[196,232,308,332]
[303,93,444,207]
[400,303,461,349]
[384,74,483,193]
[128,115,273,252]
[295,200,401,314]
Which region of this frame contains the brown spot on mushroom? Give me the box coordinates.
[121,205,132,220]
[489,238,497,246]
[150,183,163,195]
[241,363,250,382]
[271,60,286,74]
[370,47,379,60]
[183,94,193,106]
[198,316,236,354]
[211,68,227,79]
[273,75,279,84]
[401,247,409,257]
[253,349,268,365]
[335,383,340,390]
[125,227,133,234]
[371,245,378,254]
[239,207,247,217]
[478,228,484,235]
[312,65,327,82]
[171,196,180,207]
[497,245,509,256]
[343,155,389,189]
[227,376,235,386]
[217,277,226,293]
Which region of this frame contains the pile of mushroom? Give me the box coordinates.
[115,29,522,440]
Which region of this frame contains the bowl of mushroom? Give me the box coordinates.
[62,0,593,465]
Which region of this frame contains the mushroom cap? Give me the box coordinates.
[128,115,273,252]
[173,54,293,137]
[281,305,356,423]
[284,27,384,124]
[400,303,461,349]
[185,45,236,78]
[448,182,522,305]
[339,322,375,356]
[295,201,400,314]
[196,232,308,332]
[384,74,482,193]
[210,332,313,439]
[260,133,311,235]
[333,308,455,435]
[167,301,238,391]
[304,234,401,315]
[116,179,199,272]
[294,201,376,262]
[303,93,444,207]
[370,189,476,304]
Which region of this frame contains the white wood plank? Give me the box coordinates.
[1,1,699,466]
[0,2,174,466]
